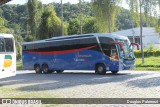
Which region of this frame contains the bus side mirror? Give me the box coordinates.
[113,42,124,51]
[131,43,139,50]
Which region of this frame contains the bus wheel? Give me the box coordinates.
[96,64,106,75]
[42,64,49,74]
[56,70,64,74]
[34,64,42,74]
[111,71,119,74]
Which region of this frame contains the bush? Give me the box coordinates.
[134,50,160,58]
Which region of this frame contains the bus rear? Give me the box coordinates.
[0,34,16,79]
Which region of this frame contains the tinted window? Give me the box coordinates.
[99,37,116,56]
[0,38,14,52]
[5,38,14,52]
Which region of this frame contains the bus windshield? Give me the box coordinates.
[115,39,135,60]
[0,38,14,52]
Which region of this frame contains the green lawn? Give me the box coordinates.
[135,56,160,70]
[16,61,22,70]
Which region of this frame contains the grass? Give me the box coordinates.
[16,61,23,70]
[135,56,160,70]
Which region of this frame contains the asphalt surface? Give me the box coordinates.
[1,70,160,107]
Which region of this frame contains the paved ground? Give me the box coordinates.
[0,70,160,107]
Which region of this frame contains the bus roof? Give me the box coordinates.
[23,33,128,45]
[0,33,14,38]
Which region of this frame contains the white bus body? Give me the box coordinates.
[0,34,16,79]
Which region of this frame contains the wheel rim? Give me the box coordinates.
[98,66,104,72]
[35,66,40,72]
[43,65,48,73]
[36,67,40,72]
[44,68,47,72]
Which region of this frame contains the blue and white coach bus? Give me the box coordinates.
[22,33,139,75]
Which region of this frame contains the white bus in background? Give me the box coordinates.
[0,33,16,79]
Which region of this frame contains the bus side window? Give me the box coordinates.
[99,37,114,56]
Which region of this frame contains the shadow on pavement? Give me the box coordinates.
[126,76,160,88]
[0,71,155,91]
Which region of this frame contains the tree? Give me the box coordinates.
[92,0,121,33]
[27,0,43,38]
[155,0,160,34]
[83,17,99,34]
[0,17,8,33]
[126,0,160,27]
[68,18,80,35]
[39,5,66,39]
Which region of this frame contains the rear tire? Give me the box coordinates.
[34,64,42,74]
[95,64,106,75]
[56,70,64,74]
[42,64,49,74]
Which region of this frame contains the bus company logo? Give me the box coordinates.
[77,54,92,58]
[2,99,12,104]
[3,55,12,68]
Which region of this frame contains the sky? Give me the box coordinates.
[7,0,129,9]
[7,0,91,4]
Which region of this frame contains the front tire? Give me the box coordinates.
[95,64,106,75]
[34,64,42,74]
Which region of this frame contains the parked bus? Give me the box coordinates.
[0,33,16,78]
[22,33,139,75]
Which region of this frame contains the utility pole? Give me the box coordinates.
[131,21,135,43]
[139,0,144,64]
[61,0,64,36]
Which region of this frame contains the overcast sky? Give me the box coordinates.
[7,0,91,4]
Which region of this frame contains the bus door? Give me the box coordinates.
[113,42,124,71]
[109,45,120,71]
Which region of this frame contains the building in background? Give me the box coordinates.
[113,27,160,49]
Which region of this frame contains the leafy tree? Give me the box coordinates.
[0,17,10,33]
[126,0,160,28]
[155,0,160,34]
[39,5,66,39]
[92,0,121,33]
[83,17,99,34]
[24,35,36,42]
[27,0,43,38]
[116,8,133,30]
[68,18,80,35]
